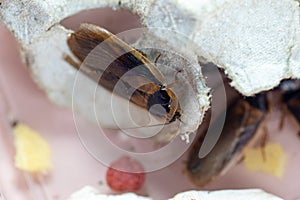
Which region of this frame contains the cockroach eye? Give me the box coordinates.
[147,90,172,118]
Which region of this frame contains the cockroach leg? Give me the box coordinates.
[135,49,148,58]
[64,54,80,70]
[279,111,285,130]
[167,69,183,89]
[154,54,161,64]
[260,127,269,162]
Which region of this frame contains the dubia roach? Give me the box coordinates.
[66,23,181,124]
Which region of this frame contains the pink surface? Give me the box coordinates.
[0,9,300,200]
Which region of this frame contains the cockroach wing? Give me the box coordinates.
[186,94,268,187]
[67,23,166,92]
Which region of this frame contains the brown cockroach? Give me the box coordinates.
[186,94,268,186]
[186,79,300,187]
[66,23,182,124]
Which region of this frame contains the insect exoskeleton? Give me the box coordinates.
[186,79,300,187]
[186,94,268,186]
[66,23,182,125]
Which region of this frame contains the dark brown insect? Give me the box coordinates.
[66,23,181,124]
[186,94,268,186]
[186,79,300,187]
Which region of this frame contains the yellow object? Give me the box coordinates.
[13,123,52,173]
[243,143,286,178]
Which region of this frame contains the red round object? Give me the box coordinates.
[106,156,145,192]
